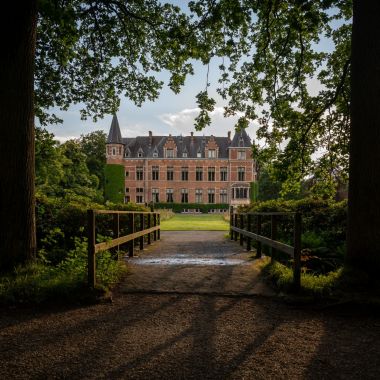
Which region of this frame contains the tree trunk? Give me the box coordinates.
[347,1,380,272]
[0,1,37,272]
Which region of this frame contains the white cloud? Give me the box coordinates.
[158,107,259,140]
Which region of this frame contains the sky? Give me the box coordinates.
[45,58,258,142]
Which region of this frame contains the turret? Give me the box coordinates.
[106,114,124,159]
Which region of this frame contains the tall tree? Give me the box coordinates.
[0,2,37,271]
[0,0,196,271]
[347,1,380,271]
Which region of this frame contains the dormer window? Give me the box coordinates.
[137,147,144,158]
[208,149,216,158]
[166,149,174,158]
[153,152,158,157]
[183,152,188,158]
[239,137,244,147]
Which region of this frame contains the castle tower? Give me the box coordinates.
[106,114,124,159]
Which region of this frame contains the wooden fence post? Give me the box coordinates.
[270,215,277,261]
[139,213,144,250]
[229,206,234,240]
[153,213,157,241]
[87,209,96,288]
[239,214,244,246]
[147,213,151,245]
[257,214,262,258]
[112,213,120,258]
[128,213,134,257]
[157,213,161,240]
[246,214,251,251]
[293,212,302,290]
[234,214,238,241]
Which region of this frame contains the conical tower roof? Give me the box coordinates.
[107,114,123,144]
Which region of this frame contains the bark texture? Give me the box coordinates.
[347,1,380,271]
[0,1,37,271]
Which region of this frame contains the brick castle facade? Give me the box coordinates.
[106,114,256,208]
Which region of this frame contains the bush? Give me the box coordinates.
[153,202,229,213]
[0,236,126,305]
[241,198,347,273]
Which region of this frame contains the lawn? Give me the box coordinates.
[160,214,229,231]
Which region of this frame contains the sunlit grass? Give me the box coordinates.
[160,214,229,231]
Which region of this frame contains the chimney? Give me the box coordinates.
[149,131,153,146]
[228,131,231,140]
[190,131,194,143]
[190,132,194,136]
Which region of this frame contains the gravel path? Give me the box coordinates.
[0,232,379,379]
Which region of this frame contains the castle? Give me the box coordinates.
[105,114,256,209]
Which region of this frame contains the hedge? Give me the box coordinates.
[153,202,229,213]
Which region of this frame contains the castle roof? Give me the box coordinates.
[107,114,252,158]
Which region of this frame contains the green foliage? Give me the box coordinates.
[187,1,352,196]
[242,198,347,272]
[35,1,198,124]
[0,237,126,305]
[264,260,343,297]
[250,181,258,202]
[79,131,107,191]
[104,164,125,203]
[154,202,229,213]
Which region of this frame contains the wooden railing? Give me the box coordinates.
[87,209,160,287]
[230,209,302,289]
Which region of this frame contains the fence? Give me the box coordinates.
[87,209,160,287]
[230,209,302,289]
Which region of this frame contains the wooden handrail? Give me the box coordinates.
[230,208,302,290]
[87,209,161,288]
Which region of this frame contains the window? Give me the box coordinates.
[238,150,246,160]
[167,166,174,181]
[153,152,158,158]
[125,149,130,158]
[208,189,215,204]
[233,188,248,199]
[136,167,144,181]
[208,149,216,158]
[220,167,228,181]
[220,189,228,203]
[112,147,116,155]
[136,187,144,193]
[137,148,144,158]
[125,170,129,178]
[208,167,215,181]
[197,151,202,158]
[238,167,245,181]
[136,195,144,203]
[181,188,188,203]
[183,152,188,158]
[152,188,159,203]
[181,167,188,181]
[166,149,174,158]
[125,196,130,203]
[166,188,174,202]
[125,188,129,193]
[152,166,159,180]
[196,167,203,181]
[195,189,202,203]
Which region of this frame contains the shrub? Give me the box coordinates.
[153,202,229,213]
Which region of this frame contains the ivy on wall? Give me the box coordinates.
[104,164,124,204]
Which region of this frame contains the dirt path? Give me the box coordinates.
[0,232,380,379]
[122,231,274,296]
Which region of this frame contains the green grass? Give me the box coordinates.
[160,214,229,231]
